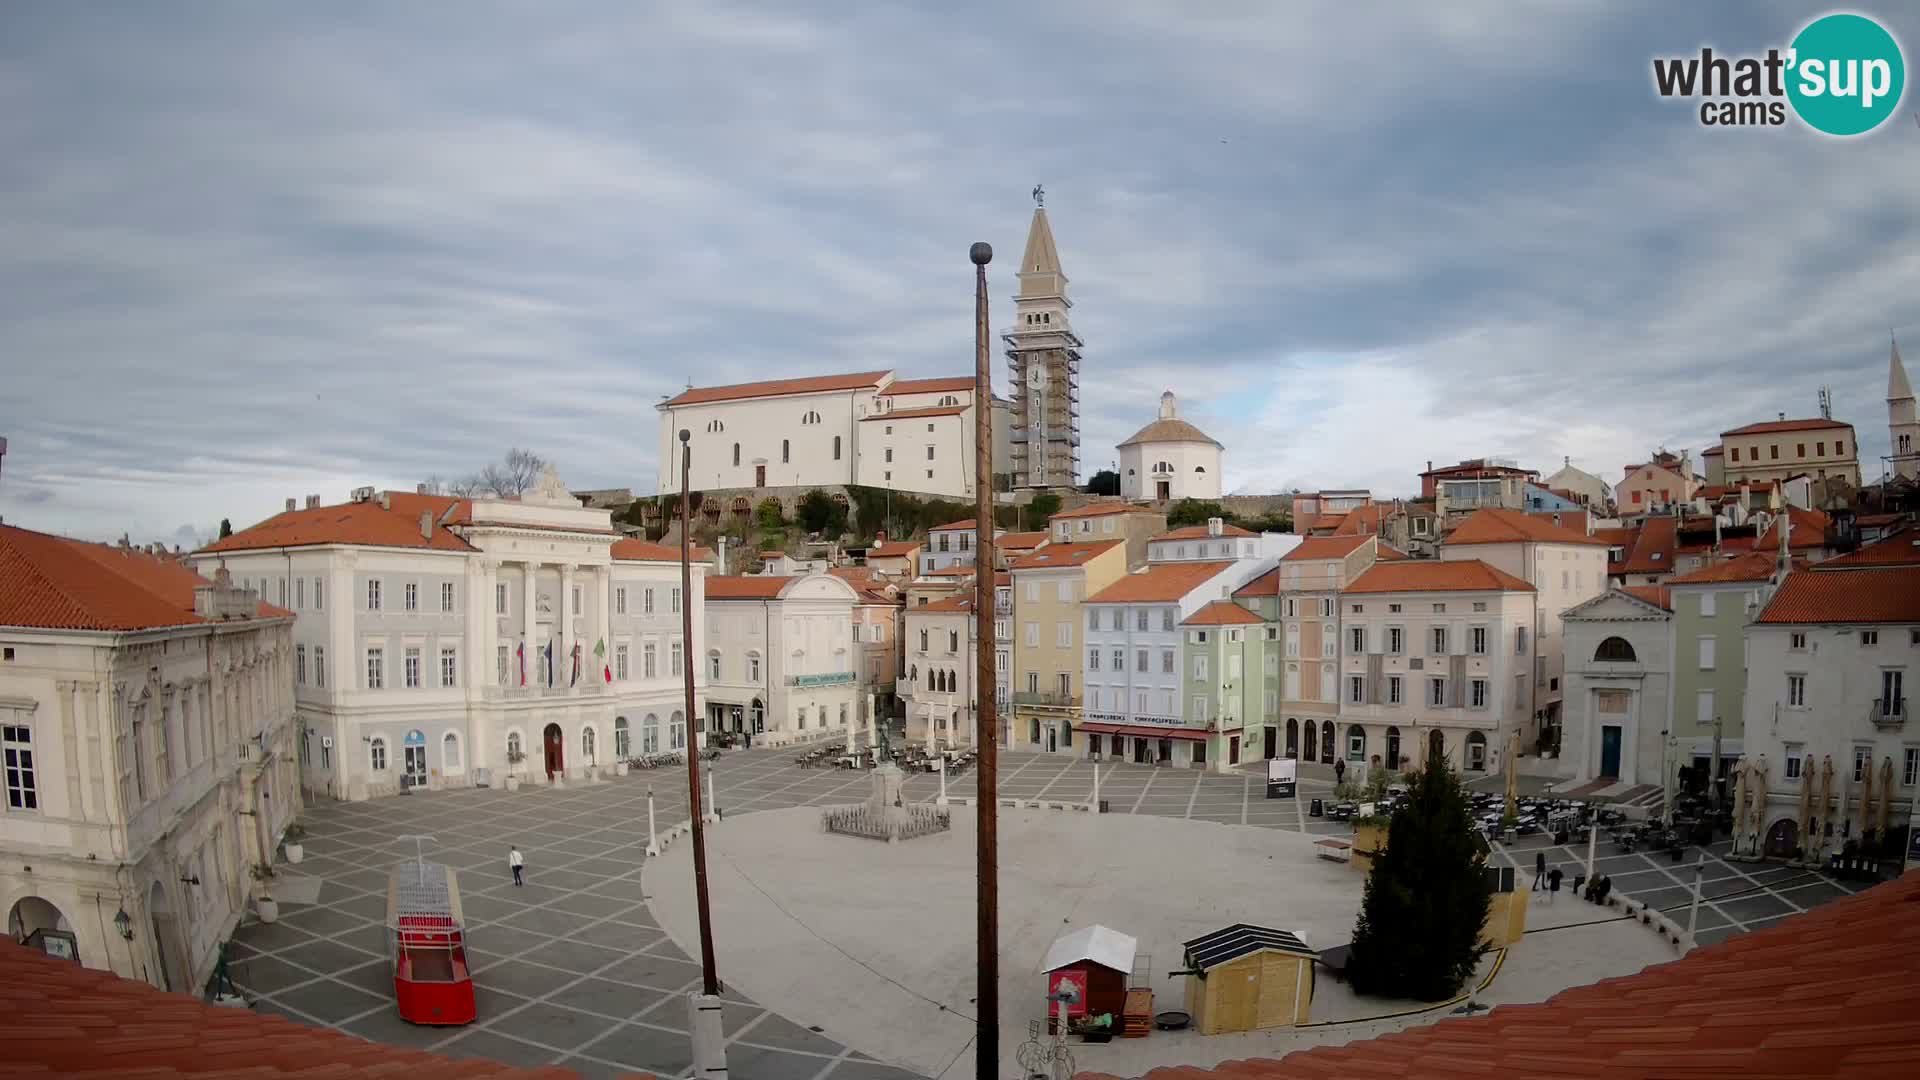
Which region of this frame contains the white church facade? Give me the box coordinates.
[1119,391,1224,502]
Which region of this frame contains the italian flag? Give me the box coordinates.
[595,638,611,683]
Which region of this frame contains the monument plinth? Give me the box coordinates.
[823,764,951,843]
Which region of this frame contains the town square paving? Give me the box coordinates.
[230,744,1882,1078]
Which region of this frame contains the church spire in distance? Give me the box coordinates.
[1017,187,1068,304]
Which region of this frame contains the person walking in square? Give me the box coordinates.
[509,845,525,887]
[1547,866,1563,904]
[1534,850,1547,891]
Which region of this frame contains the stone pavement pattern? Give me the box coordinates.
[229,745,1872,1078]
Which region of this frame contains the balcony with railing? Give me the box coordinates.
[1012,690,1081,709]
[1871,697,1906,731]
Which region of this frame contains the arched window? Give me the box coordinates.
[1285,718,1298,757]
[582,725,597,762]
[731,496,751,515]
[1321,722,1336,763]
[1061,721,1073,748]
[614,716,631,759]
[507,731,523,762]
[643,713,661,753]
[909,663,918,685]
[443,731,461,770]
[1029,718,1041,744]
[733,443,741,466]
[1466,730,1488,771]
[1195,465,1206,473]
[1302,720,1316,762]
[1594,636,1638,662]
[839,703,848,728]
[369,736,388,772]
[1346,724,1365,762]
[1386,725,1402,770]
[833,435,842,461]
[1429,729,1446,763]
[750,699,765,732]
[669,711,686,750]
[782,439,791,463]
[747,651,762,682]
[708,651,722,680]
[949,630,960,652]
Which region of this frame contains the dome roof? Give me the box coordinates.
[1118,392,1221,449]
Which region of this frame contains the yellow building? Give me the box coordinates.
[1008,539,1126,751]
[1182,924,1317,1033]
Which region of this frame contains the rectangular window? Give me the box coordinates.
[616,587,627,615]
[1350,627,1365,653]
[1471,626,1487,655]
[314,645,326,688]
[708,652,721,680]
[1471,679,1488,708]
[927,445,935,460]
[367,579,382,611]
[441,582,455,612]
[1432,603,1446,614]
[497,645,509,685]
[1056,623,1072,647]
[1785,744,1804,780]
[1193,656,1209,679]
[1088,648,1101,671]
[404,646,421,688]
[1796,443,1805,458]
[1388,627,1403,654]
[1058,581,1073,603]
[671,641,683,676]
[1388,676,1402,705]
[1697,689,1715,727]
[1517,626,1528,654]
[1161,608,1175,631]
[1730,447,1739,462]
[1906,747,1919,787]
[1135,608,1150,631]
[1700,591,1716,617]
[1025,623,1039,647]
[296,644,307,685]
[366,647,384,690]
[1088,609,1100,632]
[1057,673,1071,697]
[1472,601,1487,613]
[1388,603,1402,613]
[1790,631,1807,650]
[616,644,631,680]
[644,588,655,614]
[3,724,36,810]
[496,583,507,614]
[1699,637,1716,670]
[404,582,418,611]
[296,577,305,609]
[1348,675,1364,704]
[1321,598,1334,618]
[1193,695,1209,720]
[1323,628,1336,657]
[440,647,457,687]
[1430,678,1446,706]
[1137,648,1149,672]
[1787,674,1806,707]
[1861,630,1879,646]
[1163,649,1176,673]
[671,587,681,613]
[1285,598,1296,618]
[1431,626,1447,654]
[1854,746,1871,782]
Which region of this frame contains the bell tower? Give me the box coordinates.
[1890,336,1918,481]
[1002,188,1082,491]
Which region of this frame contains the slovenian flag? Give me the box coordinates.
[570,642,582,686]
[516,641,526,686]
[595,638,610,683]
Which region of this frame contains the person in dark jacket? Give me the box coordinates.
[1547,866,1563,903]
[1534,850,1547,891]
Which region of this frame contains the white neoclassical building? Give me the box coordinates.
[1118,392,1224,503]
[2,525,296,995]
[1560,587,1674,786]
[193,468,705,799]
[702,572,861,744]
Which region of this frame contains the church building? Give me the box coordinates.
[1119,391,1224,502]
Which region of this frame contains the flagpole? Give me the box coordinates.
[969,238,999,1080]
[679,429,721,996]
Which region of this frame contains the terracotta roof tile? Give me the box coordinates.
[1010,539,1122,569]
[997,531,1049,550]
[1087,561,1237,603]
[1666,550,1779,585]
[1345,559,1534,594]
[609,538,683,562]
[920,594,976,613]
[859,404,969,421]
[1819,526,1920,567]
[1049,501,1159,520]
[866,541,920,558]
[1620,515,1678,575]
[1279,535,1373,561]
[1701,443,1724,456]
[1621,584,1673,610]
[1755,506,1832,552]
[1330,504,1389,536]
[1526,509,1589,535]
[660,369,890,407]
[1446,508,1609,546]
[1,525,287,631]
[928,519,980,531]
[704,575,797,599]
[1721,416,1854,436]
[1153,524,1256,541]
[877,375,973,396]
[202,496,478,554]
[1181,599,1264,626]
[1375,544,1410,561]
[1756,565,1920,624]
[0,939,642,1078]
[1077,874,1920,1080]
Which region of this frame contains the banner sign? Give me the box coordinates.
[1266,757,1297,800]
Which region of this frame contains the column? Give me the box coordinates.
[522,561,538,687]
[560,565,575,690]
[595,566,612,681]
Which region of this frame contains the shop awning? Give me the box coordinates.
[1080,722,1208,742]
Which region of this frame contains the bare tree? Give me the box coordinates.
[452,448,548,498]
[418,475,448,496]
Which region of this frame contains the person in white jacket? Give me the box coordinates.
[509,846,525,887]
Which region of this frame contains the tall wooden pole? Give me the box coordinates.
[969,240,999,1080]
[679,429,720,996]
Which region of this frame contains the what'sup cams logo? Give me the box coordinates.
[1653,12,1906,135]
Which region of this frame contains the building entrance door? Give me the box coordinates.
[1134,738,1149,764]
[755,465,767,487]
[1228,735,1240,765]
[1047,726,1057,753]
[1600,726,1622,779]
[1263,727,1277,760]
[1156,480,1170,500]
[543,723,564,780]
[404,745,427,786]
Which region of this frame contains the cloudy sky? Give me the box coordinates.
[3,1,1917,545]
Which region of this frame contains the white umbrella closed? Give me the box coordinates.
[1749,757,1769,856]
[1730,759,1750,855]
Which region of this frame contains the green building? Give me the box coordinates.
[1181,600,1268,768]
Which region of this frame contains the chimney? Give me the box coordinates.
[420,511,433,540]
[717,536,728,575]
[1207,517,1224,537]
[306,494,320,509]
[378,492,391,511]
[417,483,428,495]
[286,497,296,512]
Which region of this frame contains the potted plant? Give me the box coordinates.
[282,822,306,865]
[250,864,278,924]
[505,747,525,792]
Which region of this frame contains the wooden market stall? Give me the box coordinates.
[1181,923,1317,1034]
[1040,924,1137,1034]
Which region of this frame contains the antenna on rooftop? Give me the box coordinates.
[1817,386,1832,420]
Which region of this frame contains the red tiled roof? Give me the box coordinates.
[1152,523,1256,541]
[1620,515,1678,575]
[1280,535,1374,561]
[928,519,979,531]
[1722,416,1854,436]
[1346,559,1534,594]
[1445,508,1609,546]
[1526,509,1588,535]
[1083,873,1920,1080]
[704,575,797,599]
[1010,539,1122,569]
[1420,459,1536,478]
[1375,544,1410,561]
[1755,506,1832,552]
[859,404,968,421]
[1667,550,1780,585]
[877,376,973,396]
[1622,584,1673,611]
[997,531,1049,550]
[0,938,617,1078]
[1,525,287,631]
[1087,561,1237,604]
[1819,527,1920,567]
[1758,564,1920,624]
[924,565,975,577]
[1701,443,1724,456]
[920,594,976,613]
[1049,500,1158,520]
[1181,599,1264,626]
[202,497,477,554]
[867,541,920,558]
[660,369,890,407]
[609,538,682,562]
[1330,504,1389,536]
